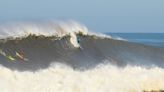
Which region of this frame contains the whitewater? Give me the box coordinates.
[0,21,164,92]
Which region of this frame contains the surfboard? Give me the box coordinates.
[6,55,16,61]
[16,52,29,61]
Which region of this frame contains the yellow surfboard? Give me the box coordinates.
[0,49,16,62]
[7,55,16,61]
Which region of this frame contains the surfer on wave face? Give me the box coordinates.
[77,36,80,44]
[0,49,28,62]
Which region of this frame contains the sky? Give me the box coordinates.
[0,0,164,33]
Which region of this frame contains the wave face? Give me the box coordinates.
[0,22,164,92]
[0,34,164,71]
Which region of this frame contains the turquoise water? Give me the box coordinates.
[106,33,164,47]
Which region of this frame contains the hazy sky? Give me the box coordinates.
[0,0,164,32]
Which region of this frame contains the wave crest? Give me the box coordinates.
[0,21,88,39]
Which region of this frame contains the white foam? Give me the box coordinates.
[0,21,88,38]
[0,21,129,47]
[113,36,127,41]
[1,21,133,47]
[0,64,164,92]
[88,31,112,39]
[0,21,88,47]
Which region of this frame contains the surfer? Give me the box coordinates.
[77,36,80,44]
[76,37,83,50]
[0,49,16,61]
[16,51,24,60]
[15,51,29,61]
[0,49,28,62]
[0,49,6,56]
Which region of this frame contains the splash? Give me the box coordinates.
[0,21,88,47]
[0,64,164,92]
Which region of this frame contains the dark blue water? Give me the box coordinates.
[106,33,164,47]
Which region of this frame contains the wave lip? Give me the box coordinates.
[0,21,88,39]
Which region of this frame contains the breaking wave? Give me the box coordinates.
[0,21,164,92]
[0,21,88,38]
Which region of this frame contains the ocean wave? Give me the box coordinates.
[0,21,164,92]
[0,33,163,71]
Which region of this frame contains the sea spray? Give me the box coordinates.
[0,64,164,92]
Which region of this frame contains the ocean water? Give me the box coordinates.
[0,21,164,92]
[107,33,164,47]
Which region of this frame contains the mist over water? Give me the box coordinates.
[0,21,164,92]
